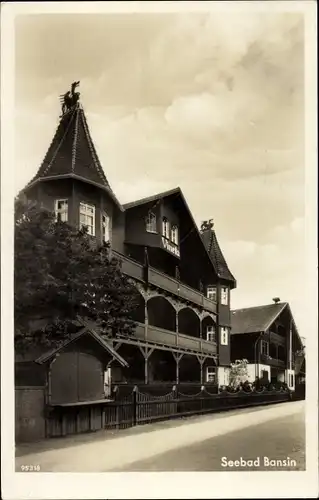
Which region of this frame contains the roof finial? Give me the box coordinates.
[200,219,214,233]
[272,297,281,304]
[59,81,81,117]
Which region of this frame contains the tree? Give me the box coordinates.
[14,198,140,350]
[229,359,249,388]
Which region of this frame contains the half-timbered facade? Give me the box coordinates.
[19,91,236,392]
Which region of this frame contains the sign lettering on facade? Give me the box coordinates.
[161,237,180,258]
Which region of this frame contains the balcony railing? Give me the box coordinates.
[113,251,217,314]
[269,331,286,346]
[260,354,286,368]
[133,322,217,355]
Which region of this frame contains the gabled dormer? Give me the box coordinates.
[21,83,123,247]
[123,188,182,263]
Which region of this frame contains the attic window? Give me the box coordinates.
[55,199,68,222]
[146,212,157,233]
[171,225,179,245]
[162,217,170,239]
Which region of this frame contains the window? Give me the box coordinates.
[162,217,170,239]
[207,286,217,301]
[146,211,157,233]
[80,202,95,236]
[289,373,294,387]
[55,199,68,222]
[102,212,110,242]
[206,366,216,383]
[261,340,269,356]
[221,287,229,305]
[220,327,228,346]
[171,225,179,245]
[206,325,216,343]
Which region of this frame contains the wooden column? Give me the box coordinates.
[196,355,207,385]
[139,346,154,384]
[176,309,179,346]
[144,296,148,342]
[172,352,184,385]
[199,317,203,352]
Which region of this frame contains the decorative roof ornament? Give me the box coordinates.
[200,219,214,233]
[59,81,81,117]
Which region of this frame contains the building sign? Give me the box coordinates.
[161,237,180,258]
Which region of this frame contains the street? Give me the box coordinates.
[113,405,305,471]
[16,401,305,472]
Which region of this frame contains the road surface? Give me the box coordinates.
[113,406,305,471]
[16,401,305,472]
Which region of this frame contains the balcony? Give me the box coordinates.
[113,251,217,314]
[133,322,217,355]
[260,354,286,368]
[269,331,286,346]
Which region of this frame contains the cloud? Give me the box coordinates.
[14,11,306,334]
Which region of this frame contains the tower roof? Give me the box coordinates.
[26,103,123,210]
[200,222,236,285]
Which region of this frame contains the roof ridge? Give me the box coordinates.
[232,302,288,313]
[123,187,181,209]
[71,108,80,173]
[80,107,110,187]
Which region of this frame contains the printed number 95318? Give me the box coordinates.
[20,465,41,472]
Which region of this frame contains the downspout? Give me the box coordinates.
[254,332,264,379]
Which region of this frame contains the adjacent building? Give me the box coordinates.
[18,92,236,391]
[230,301,304,390]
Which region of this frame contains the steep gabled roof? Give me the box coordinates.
[123,187,180,210]
[25,104,123,210]
[201,228,236,285]
[231,302,288,334]
[124,186,236,287]
[35,318,128,367]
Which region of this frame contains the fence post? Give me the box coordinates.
[200,385,205,414]
[133,385,138,426]
[113,385,120,430]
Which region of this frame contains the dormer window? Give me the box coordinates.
[102,212,110,242]
[80,202,95,236]
[146,211,157,233]
[55,199,68,222]
[171,225,179,245]
[221,287,229,305]
[207,286,217,302]
[162,217,170,239]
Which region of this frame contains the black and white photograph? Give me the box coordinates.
[1,1,317,499]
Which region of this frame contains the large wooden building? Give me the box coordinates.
[19,90,236,391]
[230,301,304,390]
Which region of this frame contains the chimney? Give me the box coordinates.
[272,297,281,304]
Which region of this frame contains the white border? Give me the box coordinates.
[1,1,318,499]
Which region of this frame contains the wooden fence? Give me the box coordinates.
[45,385,291,438]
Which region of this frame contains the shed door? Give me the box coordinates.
[50,352,78,404]
[78,352,104,402]
[50,351,104,404]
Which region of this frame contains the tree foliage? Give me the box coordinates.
[14,198,140,350]
[229,359,249,387]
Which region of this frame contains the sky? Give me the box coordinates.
[14,11,306,335]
